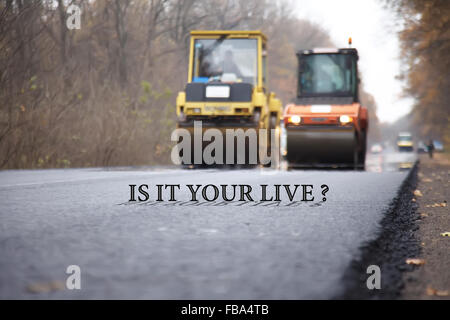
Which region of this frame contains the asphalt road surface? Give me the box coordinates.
[0,151,417,299]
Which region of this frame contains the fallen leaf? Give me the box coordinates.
[436,290,449,297]
[49,280,65,290]
[429,202,447,208]
[413,190,423,197]
[406,258,426,265]
[27,283,50,294]
[26,281,65,294]
[426,287,435,296]
[441,232,450,237]
[426,287,449,297]
[420,213,428,217]
[422,178,433,183]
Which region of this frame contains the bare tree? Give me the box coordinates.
[0,0,358,169]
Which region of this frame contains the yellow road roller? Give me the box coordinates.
[175,30,282,167]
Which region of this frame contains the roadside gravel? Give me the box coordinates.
[402,153,450,300]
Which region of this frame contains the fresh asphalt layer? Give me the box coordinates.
[0,153,416,299]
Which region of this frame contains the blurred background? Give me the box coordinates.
[0,0,448,169]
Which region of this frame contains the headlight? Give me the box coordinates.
[205,86,230,98]
[339,115,352,124]
[289,115,301,124]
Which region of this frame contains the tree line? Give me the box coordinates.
[0,0,379,169]
[388,0,449,144]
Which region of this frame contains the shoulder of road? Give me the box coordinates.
[402,153,450,299]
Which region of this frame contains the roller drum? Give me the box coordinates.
[286,126,356,165]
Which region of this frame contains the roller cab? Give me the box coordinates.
[176,31,282,166]
[283,47,368,169]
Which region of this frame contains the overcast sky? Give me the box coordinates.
[294,0,414,123]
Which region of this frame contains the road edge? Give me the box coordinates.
[337,162,420,299]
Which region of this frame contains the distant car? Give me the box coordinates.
[370,144,383,154]
[433,140,444,152]
[397,132,414,152]
[417,141,427,154]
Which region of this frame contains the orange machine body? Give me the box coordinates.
[283,46,369,168]
[284,103,368,132]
